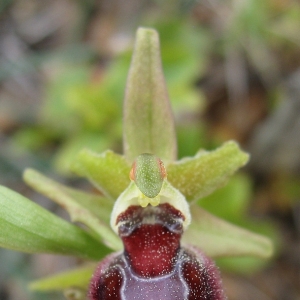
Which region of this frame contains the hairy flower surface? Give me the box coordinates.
[89,154,227,300]
[0,27,273,300]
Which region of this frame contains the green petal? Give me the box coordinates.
[29,264,95,291]
[123,27,177,162]
[167,141,249,202]
[71,149,131,200]
[182,205,274,258]
[24,169,122,251]
[0,186,104,260]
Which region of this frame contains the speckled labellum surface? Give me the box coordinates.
[89,154,227,300]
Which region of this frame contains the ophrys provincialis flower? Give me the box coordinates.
[89,154,226,300]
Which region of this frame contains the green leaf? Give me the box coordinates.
[0,186,104,260]
[29,264,95,291]
[216,256,271,275]
[64,187,112,227]
[167,141,249,202]
[182,205,274,258]
[71,149,131,200]
[123,27,177,162]
[24,169,122,251]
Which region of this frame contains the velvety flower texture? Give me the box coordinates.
[88,155,227,300]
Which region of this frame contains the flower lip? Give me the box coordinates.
[117,203,185,237]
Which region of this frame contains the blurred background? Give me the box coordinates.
[0,0,300,299]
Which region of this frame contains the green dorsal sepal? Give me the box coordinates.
[130,153,167,200]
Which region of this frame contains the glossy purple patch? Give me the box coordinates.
[89,203,227,300]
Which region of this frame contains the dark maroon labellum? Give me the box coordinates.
[89,203,226,300]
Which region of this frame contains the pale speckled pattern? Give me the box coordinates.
[120,251,188,300]
[89,247,227,300]
[89,203,227,300]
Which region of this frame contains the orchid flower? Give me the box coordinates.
[0,28,273,300]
